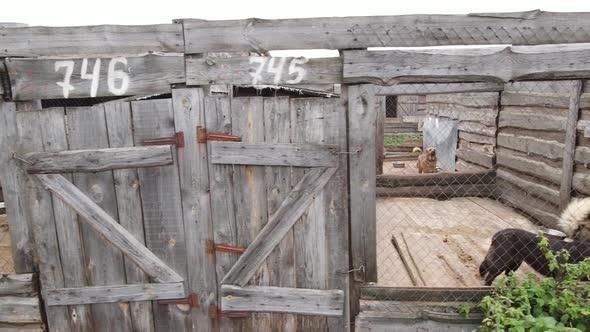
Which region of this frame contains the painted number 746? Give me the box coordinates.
[55,57,130,98]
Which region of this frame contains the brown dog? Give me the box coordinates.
[417,147,437,173]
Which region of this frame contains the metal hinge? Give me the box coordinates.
[205,240,246,254]
[157,292,199,308]
[143,131,185,148]
[209,304,248,319]
[197,126,241,143]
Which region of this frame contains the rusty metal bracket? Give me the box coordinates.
[209,304,248,319]
[205,240,246,254]
[143,131,185,148]
[197,126,241,143]
[157,293,199,308]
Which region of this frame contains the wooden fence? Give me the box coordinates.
[0,91,355,331]
[3,9,590,332]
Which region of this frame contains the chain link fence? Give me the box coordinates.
[370,81,590,319]
[0,214,14,273]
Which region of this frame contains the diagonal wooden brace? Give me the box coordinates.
[221,167,336,286]
[35,174,184,283]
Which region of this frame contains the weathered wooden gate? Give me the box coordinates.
[0,88,350,331]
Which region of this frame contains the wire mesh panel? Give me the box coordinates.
[371,81,590,318]
[0,214,15,272]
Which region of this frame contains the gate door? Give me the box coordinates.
[205,95,350,331]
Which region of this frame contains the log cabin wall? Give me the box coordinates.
[496,81,590,229]
[425,92,500,171]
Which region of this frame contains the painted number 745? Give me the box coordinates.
[249,57,309,85]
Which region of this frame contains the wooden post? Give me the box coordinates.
[375,95,385,175]
[560,80,584,211]
[347,84,377,283]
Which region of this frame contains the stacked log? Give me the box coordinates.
[376,170,496,199]
[495,81,577,228]
[574,82,590,197]
[426,92,499,171]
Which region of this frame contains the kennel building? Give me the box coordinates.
[1,11,590,331]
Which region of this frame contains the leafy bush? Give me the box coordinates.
[464,232,590,331]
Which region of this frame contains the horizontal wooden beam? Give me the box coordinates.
[221,285,344,316]
[25,146,173,174]
[376,183,495,198]
[0,273,36,296]
[496,168,559,204]
[0,296,41,324]
[343,44,590,85]
[0,24,183,57]
[499,111,566,131]
[497,133,564,160]
[7,54,185,100]
[497,178,559,228]
[374,82,503,96]
[496,148,562,185]
[376,170,495,188]
[210,142,338,167]
[186,56,342,85]
[44,282,185,306]
[361,286,491,302]
[182,11,590,52]
[456,148,495,169]
[221,167,336,286]
[35,174,184,283]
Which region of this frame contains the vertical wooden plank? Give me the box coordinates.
[263,96,296,332]
[104,102,155,332]
[305,97,350,332]
[0,101,34,273]
[204,96,242,332]
[172,88,217,331]
[348,85,377,283]
[230,97,270,331]
[290,98,328,331]
[12,108,70,332]
[560,80,584,211]
[66,106,133,332]
[131,99,190,332]
[38,108,93,332]
[375,95,385,175]
[323,97,351,332]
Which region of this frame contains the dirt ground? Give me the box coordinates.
[0,215,14,272]
[376,197,541,287]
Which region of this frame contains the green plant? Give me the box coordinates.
[383,134,422,146]
[466,231,590,332]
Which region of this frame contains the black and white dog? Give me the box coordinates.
[479,198,590,286]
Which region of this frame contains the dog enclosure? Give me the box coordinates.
[2,10,590,331]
